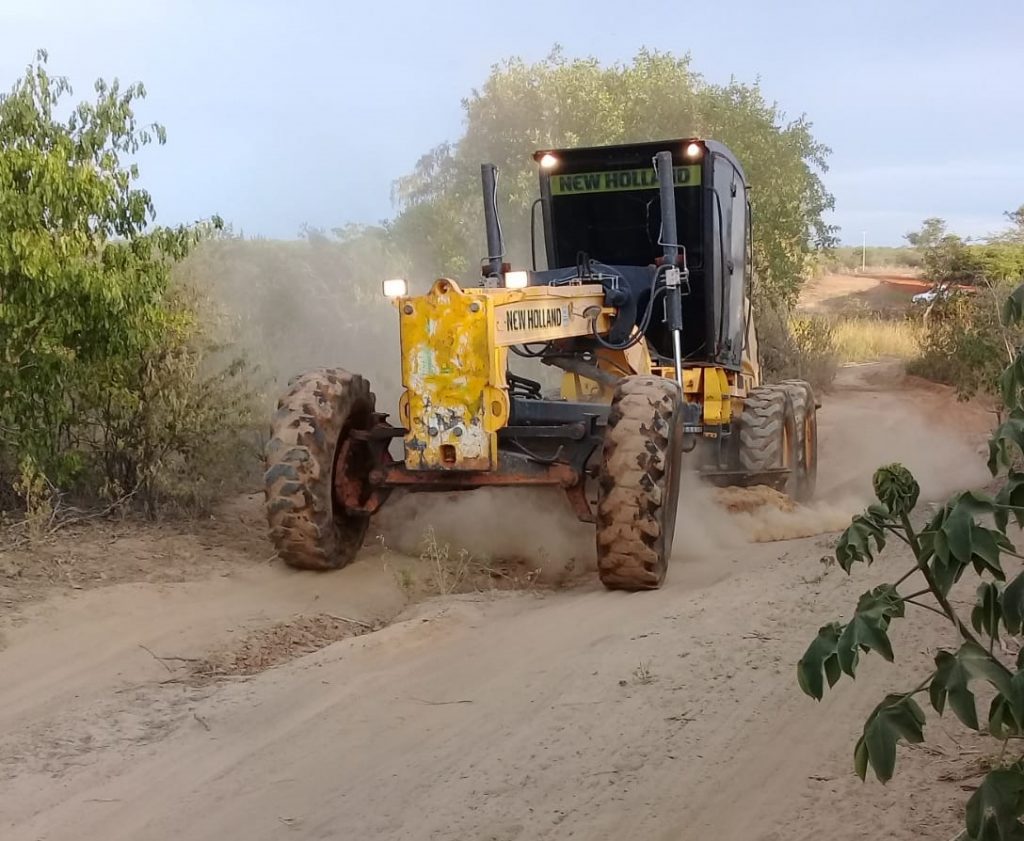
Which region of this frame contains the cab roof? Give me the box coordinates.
[533,138,746,185]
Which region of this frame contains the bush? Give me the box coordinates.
[77,285,259,515]
[758,305,839,392]
[0,54,254,515]
[819,246,923,273]
[908,282,1020,405]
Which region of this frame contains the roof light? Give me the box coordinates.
[539,153,559,169]
[505,270,529,289]
[382,278,408,298]
[684,142,703,159]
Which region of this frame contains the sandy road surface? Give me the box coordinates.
[0,364,998,840]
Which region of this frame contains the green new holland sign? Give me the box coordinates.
[550,165,701,196]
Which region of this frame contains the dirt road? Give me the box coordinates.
[0,364,996,840]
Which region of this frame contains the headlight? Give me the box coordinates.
[504,270,529,289]
[684,142,702,159]
[382,278,408,298]
[539,153,559,169]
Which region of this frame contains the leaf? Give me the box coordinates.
[996,472,1024,531]
[857,694,926,783]
[872,464,920,516]
[836,585,904,677]
[1004,572,1024,635]
[973,581,1004,642]
[965,766,1024,841]
[990,420,1024,477]
[835,512,887,573]
[853,734,869,780]
[1000,356,1024,413]
[797,622,842,700]
[928,643,1006,731]
[1001,284,1024,327]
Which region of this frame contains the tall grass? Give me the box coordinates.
[831,318,922,363]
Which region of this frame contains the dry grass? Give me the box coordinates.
[420,526,474,595]
[831,318,922,363]
[413,526,543,596]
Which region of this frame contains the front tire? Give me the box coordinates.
[596,376,684,591]
[264,368,375,570]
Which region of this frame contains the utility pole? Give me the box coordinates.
[861,231,867,272]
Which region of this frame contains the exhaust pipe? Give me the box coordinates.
[481,163,503,281]
[655,151,685,388]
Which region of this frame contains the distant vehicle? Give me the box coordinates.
[912,284,953,305]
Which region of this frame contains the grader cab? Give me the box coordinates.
[264,139,818,590]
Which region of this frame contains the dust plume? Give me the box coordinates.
[372,488,595,583]
[671,476,855,550]
[816,388,990,504]
[189,232,406,416]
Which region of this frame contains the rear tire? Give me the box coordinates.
[738,386,798,495]
[596,376,684,591]
[779,380,818,502]
[264,368,375,571]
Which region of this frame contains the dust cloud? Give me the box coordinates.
[192,235,405,416]
[816,390,990,504]
[372,488,596,582]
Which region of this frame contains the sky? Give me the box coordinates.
[2,0,1022,246]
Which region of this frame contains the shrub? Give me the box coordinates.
[908,282,1020,405]
[0,54,253,515]
[758,304,839,392]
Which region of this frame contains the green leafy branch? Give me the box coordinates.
[798,283,1024,840]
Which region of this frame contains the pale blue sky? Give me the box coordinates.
[2,0,1022,245]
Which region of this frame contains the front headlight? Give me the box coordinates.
[504,270,529,289]
[382,278,408,298]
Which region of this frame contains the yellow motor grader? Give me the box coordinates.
[264,139,818,590]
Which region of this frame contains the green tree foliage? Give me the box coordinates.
[907,216,1024,406]
[391,48,836,307]
[799,289,1024,840]
[922,237,1024,286]
[999,206,1024,244]
[0,52,247,511]
[904,217,948,250]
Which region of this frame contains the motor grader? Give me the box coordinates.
[264,139,818,590]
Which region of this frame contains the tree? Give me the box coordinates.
[1001,205,1024,243]
[799,282,1024,840]
[391,48,836,308]
[905,217,948,250]
[0,52,221,495]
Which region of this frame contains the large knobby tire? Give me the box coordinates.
[738,386,797,494]
[596,376,684,591]
[779,379,818,502]
[264,368,375,571]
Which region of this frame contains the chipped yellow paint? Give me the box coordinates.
[396,279,613,471]
[398,279,497,470]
